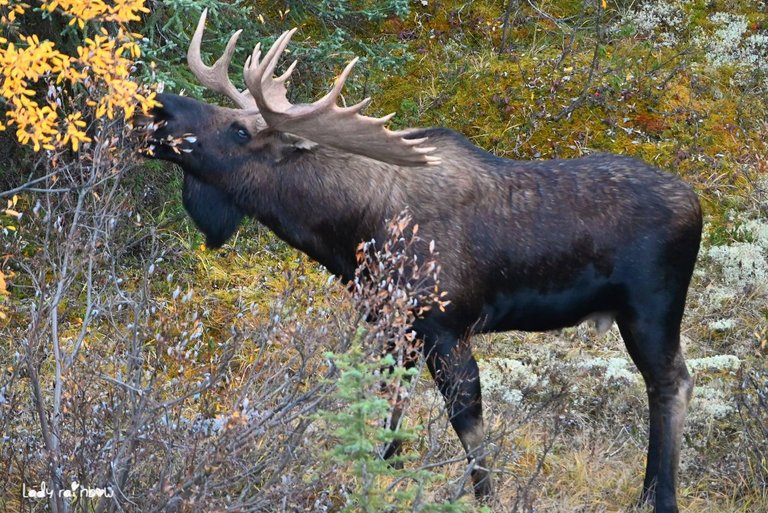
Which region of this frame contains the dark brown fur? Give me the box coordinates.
[149,93,702,512]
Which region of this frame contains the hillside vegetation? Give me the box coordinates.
[0,1,766,512]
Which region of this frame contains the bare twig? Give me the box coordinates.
[499,1,520,55]
[553,1,605,122]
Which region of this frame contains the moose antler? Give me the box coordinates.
[187,9,259,112]
[187,10,439,166]
[243,30,440,167]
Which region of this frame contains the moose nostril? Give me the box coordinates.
[150,105,172,122]
[151,94,177,120]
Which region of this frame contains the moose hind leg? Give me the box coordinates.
[650,355,693,513]
[618,316,693,513]
[424,333,492,499]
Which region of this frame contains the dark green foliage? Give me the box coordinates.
[140,0,413,104]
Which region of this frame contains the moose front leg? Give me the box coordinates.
[380,358,416,466]
[381,396,407,466]
[423,331,492,499]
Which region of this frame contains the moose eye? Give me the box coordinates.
[231,124,250,143]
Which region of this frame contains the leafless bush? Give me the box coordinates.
[0,115,154,512]
[738,368,768,496]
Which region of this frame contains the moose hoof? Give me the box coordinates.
[472,473,493,501]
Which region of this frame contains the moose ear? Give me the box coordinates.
[182,173,244,248]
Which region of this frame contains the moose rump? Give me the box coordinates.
[403,148,702,511]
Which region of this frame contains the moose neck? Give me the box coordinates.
[230,145,406,281]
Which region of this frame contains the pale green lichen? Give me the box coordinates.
[699,284,738,307]
[687,354,741,372]
[707,318,738,331]
[742,219,768,249]
[706,13,750,67]
[577,356,639,384]
[621,0,687,48]
[688,384,735,421]
[478,357,541,404]
[699,12,768,91]
[707,242,768,291]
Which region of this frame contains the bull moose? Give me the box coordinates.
[143,10,702,512]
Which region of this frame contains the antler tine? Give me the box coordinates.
[243,29,294,84]
[262,29,298,78]
[244,29,298,113]
[276,60,298,84]
[340,97,372,115]
[188,9,256,110]
[314,57,359,108]
[244,43,261,78]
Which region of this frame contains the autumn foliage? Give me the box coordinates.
[0,0,155,152]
